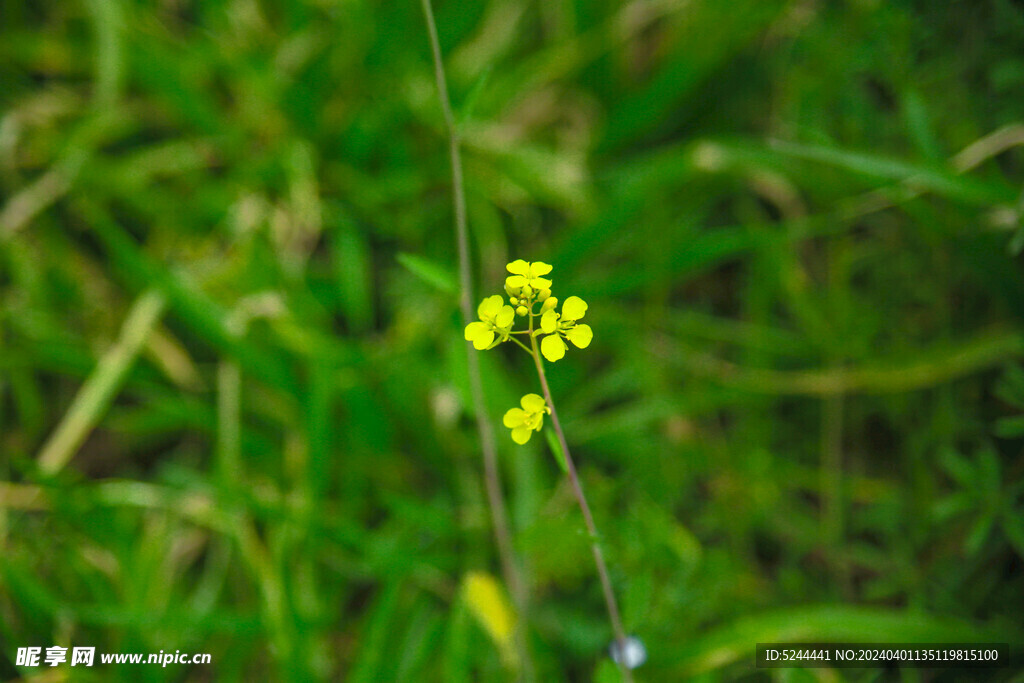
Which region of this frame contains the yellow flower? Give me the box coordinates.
[505,260,553,294]
[462,572,518,667]
[464,295,515,350]
[502,393,550,444]
[539,295,593,362]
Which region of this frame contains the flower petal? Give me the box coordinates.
[495,305,515,328]
[540,310,559,334]
[478,295,503,320]
[503,408,526,428]
[472,329,495,350]
[465,321,488,341]
[561,296,588,321]
[520,393,547,413]
[530,277,553,291]
[541,334,566,362]
[566,324,593,349]
[505,275,527,289]
[511,426,533,445]
[506,259,530,276]
[529,262,553,277]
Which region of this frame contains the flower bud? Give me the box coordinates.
[538,288,551,301]
[509,297,519,305]
[541,297,558,313]
[522,285,533,297]
[516,305,528,316]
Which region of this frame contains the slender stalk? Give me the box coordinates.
[508,336,533,354]
[418,0,532,678]
[527,318,633,682]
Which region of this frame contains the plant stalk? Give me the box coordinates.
[418,0,532,678]
[528,321,633,682]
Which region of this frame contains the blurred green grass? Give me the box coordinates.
[2,0,1024,680]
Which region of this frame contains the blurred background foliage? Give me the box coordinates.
[2,0,1024,680]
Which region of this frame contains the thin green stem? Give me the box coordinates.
[418,0,532,679]
[508,336,534,354]
[527,315,633,682]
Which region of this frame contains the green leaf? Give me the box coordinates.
[457,65,493,126]
[544,427,569,474]
[334,218,374,333]
[396,252,457,294]
[966,511,996,556]
[767,139,1017,205]
[995,415,1024,438]
[901,89,942,162]
[995,363,1024,408]
[348,581,404,683]
[938,446,976,488]
[1001,513,1024,561]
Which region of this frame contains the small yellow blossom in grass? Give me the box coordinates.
[464,295,515,350]
[505,260,553,294]
[503,393,550,444]
[539,295,593,362]
[462,571,518,668]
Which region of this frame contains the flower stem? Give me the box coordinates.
[419,0,533,678]
[508,336,534,355]
[527,318,633,682]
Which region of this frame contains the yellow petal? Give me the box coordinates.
[472,329,495,350]
[462,572,517,666]
[505,275,527,289]
[511,426,533,444]
[566,324,593,349]
[520,393,546,413]
[495,305,515,328]
[530,277,553,291]
[506,259,530,276]
[541,334,566,362]
[540,310,559,334]
[503,408,526,428]
[561,296,587,321]
[478,295,503,320]
[529,262,553,277]
[465,321,487,341]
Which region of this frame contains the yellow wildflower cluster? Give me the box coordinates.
[463,259,593,443]
[464,260,592,362]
